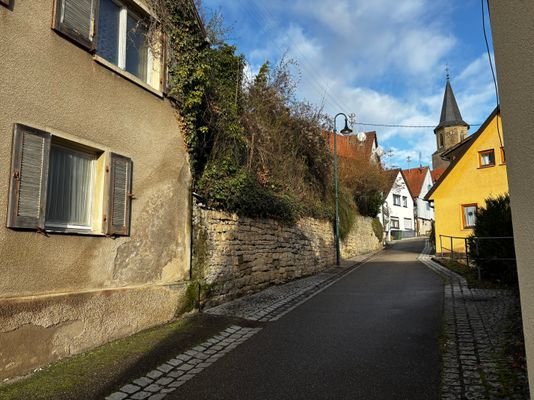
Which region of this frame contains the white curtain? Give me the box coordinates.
[463,206,477,227]
[46,145,94,227]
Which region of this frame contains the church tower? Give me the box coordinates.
[432,77,470,170]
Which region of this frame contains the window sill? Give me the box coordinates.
[94,56,163,99]
[44,227,106,237]
[478,164,495,169]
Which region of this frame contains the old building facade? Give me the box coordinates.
[0,0,195,380]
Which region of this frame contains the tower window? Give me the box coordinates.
[439,133,444,148]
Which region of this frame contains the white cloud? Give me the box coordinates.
[206,0,496,169]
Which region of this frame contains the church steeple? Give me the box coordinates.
[432,76,470,170]
[435,78,469,133]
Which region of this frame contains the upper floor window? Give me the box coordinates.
[54,0,162,91]
[500,147,506,164]
[479,149,495,167]
[404,218,412,230]
[402,196,407,207]
[391,217,399,229]
[393,194,401,206]
[439,133,444,148]
[97,0,151,83]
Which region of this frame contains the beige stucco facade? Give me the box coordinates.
[489,1,534,394]
[0,1,192,380]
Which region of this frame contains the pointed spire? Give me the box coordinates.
[435,77,469,132]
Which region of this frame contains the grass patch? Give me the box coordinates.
[0,314,243,400]
[432,257,508,289]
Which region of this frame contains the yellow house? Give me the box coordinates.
[425,107,508,253]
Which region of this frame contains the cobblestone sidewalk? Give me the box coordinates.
[419,242,529,400]
[106,251,379,400]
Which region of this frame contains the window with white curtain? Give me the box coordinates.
[462,204,477,228]
[97,0,151,83]
[7,124,133,236]
[46,144,96,229]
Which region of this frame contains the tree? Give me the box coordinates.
[468,194,517,284]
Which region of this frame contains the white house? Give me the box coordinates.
[378,169,415,241]
[402,167,435,235]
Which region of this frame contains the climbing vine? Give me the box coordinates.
[145,0,350,226]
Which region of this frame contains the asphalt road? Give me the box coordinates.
[169,238,444,400]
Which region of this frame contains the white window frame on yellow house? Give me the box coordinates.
[478,149,495,168]
[461,203,477,229]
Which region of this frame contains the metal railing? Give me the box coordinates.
[438,234,516,279]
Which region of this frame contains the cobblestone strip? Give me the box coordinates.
[105,325,262,400]
[418,242,528,400]
[205,252,379,322]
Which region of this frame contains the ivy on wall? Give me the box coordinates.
[150,1,375,239]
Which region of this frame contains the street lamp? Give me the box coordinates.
[333,113,353,265]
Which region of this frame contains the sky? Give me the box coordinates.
[201,0,499,170]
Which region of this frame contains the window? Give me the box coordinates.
[462,204,477,229]
[393,194,401,206]
[7,124,133,236]
[404,218,412,230]
[391,217,399,229]
[479,149,495,167]
[54,0,162,90]
[439,133,444,148]
[46,143,97,230]
[97,0,151,83]
[402,196,407,207]
[500,147,506,164]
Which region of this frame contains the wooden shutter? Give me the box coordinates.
[54,0,97,50]
[107,153,133,236]
[7,125,51,230]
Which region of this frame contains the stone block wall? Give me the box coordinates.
[193,207,382,305]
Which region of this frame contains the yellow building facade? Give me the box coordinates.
[426,108,508,253]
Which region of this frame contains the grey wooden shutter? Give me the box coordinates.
[7,125,51,230]
[55,0,97,50]
[108,153,133,236]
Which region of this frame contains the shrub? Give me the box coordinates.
[372,217,383,242]
[468,194,517,284]
[338,187,357,241]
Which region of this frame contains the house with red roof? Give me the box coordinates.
[377,169,415,241]
[402,167,434,236]
[325,131,383,164]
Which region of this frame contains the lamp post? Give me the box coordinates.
[333,113,353,265]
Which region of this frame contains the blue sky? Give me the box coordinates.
[201,0,498,169]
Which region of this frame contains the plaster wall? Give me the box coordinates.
[428,115,507,253]
[377,172,415,236]
[416,170,434,222]
[0,1,191,379]
[488,1,534,393]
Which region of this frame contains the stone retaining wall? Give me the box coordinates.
[193,207,382,305]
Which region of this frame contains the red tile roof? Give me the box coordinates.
[325,131,378,161]
[431,168,445,183]
[402,167,430,198]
